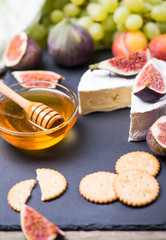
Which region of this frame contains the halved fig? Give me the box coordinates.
[133,59,166,102]
[4,31,42,70]
[89,48,151,76]
[20,204,65,240]
[12,70,65,88]
[146,116,166,157]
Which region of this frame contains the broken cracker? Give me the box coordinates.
[36,168,67,201]
[7,179,36,212]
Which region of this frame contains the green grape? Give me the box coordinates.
[77,16,93,30]
[125,14,143,30]
[141,2,152,17]
[144,0,162,5]
[102,15,116,31]
[143,22,161,40]
[113,6,130,24]
[116,24,127,32]
[142,2,152,13]
[63,3,80,17]
[71,0,85,6]
[53,0,70,10]
[151,5,166,22]
[28,23,47,41]
[89,23,104,41]
[157,22,166,34]
[41,16,52,28]
[42,0,54,14]
[50,10,64,23]
[99,0,118,13]
[124,0,143,12]
[87,3,108,22]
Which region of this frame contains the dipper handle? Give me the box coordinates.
[0,81,64,129]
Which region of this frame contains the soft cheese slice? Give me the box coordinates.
[129,59,166,142]
[78,70,134,115]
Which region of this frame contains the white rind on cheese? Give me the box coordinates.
[129,58,166,142]
[128,93,166,141]
[78,70,134,115]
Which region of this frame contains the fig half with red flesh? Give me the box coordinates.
[12,70,65,88]
[20,204,65,240]
[133,59,166,102]
[146,116,166,157]
[89,48,151,76]
[4,31,42,70]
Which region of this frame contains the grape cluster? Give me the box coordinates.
[27,0,166,50]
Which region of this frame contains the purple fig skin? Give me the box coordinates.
[134,85,166,102]
[146,128,166,157]
[48,19,94,67]
[11,35,42,70]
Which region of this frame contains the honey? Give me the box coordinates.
[0,87,78,150]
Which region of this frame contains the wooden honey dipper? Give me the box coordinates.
[0,81,64,129]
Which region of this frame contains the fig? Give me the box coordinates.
[146,116,166,157]
[12,70,65,87]
[48,17,94,67]
[133,59,166,102]
[89,48,151,76]
[20,204,65,240]
[4,31,42,70]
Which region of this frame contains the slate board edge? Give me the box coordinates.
[1,223,166,231]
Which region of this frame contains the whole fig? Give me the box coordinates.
[48,17,94,67]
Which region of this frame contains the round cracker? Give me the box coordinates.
[79,171,117,204]
[7,179,37,212]
[36,168,67,201]
[114,169,159,207]
[115,151,160,176]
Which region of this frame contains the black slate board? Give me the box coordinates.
[1,50,166,231]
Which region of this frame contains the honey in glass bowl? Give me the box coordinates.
[0,81,78,150]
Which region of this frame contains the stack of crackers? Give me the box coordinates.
[79,151,160,207]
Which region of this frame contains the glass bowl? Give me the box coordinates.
[0,80,78,150]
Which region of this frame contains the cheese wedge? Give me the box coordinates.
[78,70,134,115]
[129,59,166,141]
[78,59,166,142]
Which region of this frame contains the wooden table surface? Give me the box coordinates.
[0,231,166,239]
